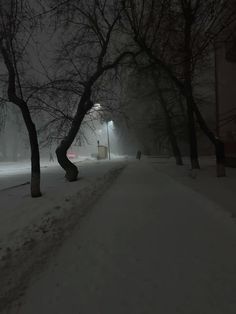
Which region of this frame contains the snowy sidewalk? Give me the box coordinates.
[7,160,236,314]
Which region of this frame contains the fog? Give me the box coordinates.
[0,106,140,164]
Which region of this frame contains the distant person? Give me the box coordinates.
[49,152,54,162]
[136,150,141,160]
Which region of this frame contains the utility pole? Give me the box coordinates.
[214,41,220,137]
[106,121,111,160]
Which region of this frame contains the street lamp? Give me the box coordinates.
[94,103,113,160]
[106,120,113,160]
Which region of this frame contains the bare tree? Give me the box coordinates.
[0,0,42,196]
[44,0,138,181]
[0,99,6,132]
[122,0,200,168]
[153,72,183,165]
[123,0,236,175]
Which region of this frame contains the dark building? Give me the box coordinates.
[215,3,236,166]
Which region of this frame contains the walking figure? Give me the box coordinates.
[136,150,141,160]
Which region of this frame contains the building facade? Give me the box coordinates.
[215,6,236,165]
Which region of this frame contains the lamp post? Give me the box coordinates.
[106,121,111,160]
[214,41,220,137]
[106,120,114,160]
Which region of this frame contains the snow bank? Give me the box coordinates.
[0,159,126,311]
[150,155,236,218]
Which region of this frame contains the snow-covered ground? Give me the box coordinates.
[0,158,125,247]
[0,158,127,312]
[1,158,236,314]
[0,156,236,313]
[149,155,236,217]
[0,156,95,184]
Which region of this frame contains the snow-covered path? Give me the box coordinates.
[6,160,236,313]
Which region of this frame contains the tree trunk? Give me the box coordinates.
[56,144,79,181]
[215,139,225,177]
[0,134,7,161]
[56,110,87,181]
[193,103,226,177]
[170,135,183,165]
[21,107,42,197]
[12,129,19,161]
[0,42,42,197]
[186,97,200,169]
[157,88,183,165]
[183,10,200,170]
